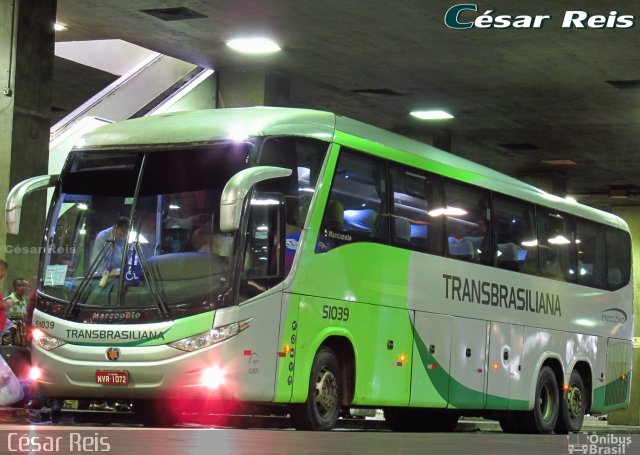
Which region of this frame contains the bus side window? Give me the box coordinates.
[575,220,606,288]
[444,179,492,265]
[389,165,444,254]
[316,148,388,253]
[606,228,631,290]
[537,209,576,282]
[258,137,329,270]
[493,195,536,273]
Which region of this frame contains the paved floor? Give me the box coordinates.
[0,406,639,434]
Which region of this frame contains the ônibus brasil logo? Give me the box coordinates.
[567,433,632,454]
[444,4,636,30]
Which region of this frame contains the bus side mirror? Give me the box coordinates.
[220,166,292,232]
[5,174,59,234]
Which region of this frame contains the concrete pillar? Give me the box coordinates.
[607,206,640,425]
[216,68,289,108]
[0,0,57,292]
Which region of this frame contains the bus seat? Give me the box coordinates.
[410,224,427,239]
[409,224,427,249]
[463,236,483,256]
[497,242,519,270]
[464,236,482,248]
[344,208,377,234]
[608,268,622,287]
[578,261,593,279]
[147,252,226,281]
[394,217,411,244]
[448,237,474,260]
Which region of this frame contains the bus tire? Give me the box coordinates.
[519,366,559,434]
[291,346,342,431]
[555,370,586,434]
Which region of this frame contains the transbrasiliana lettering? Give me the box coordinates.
[442,274,561,316]
[65,329,166,341]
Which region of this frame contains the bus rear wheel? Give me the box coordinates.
[555,370,586,434]
[519,366,559,434]
[291,346,342,431]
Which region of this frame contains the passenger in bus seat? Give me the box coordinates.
[468,217,492,265]
[190,220,233,259]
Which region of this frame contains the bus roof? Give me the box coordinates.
[77,107,627,231]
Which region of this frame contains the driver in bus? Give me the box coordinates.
[90,217,129,280]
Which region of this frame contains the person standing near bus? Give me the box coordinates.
[3,278,28,320]
[3,278,29,346]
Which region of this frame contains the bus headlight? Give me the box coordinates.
[169,318,252,352]
[32,328,66,351]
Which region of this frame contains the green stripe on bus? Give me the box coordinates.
[412,321,528,410]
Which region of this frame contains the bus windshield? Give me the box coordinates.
[42,142,252,323]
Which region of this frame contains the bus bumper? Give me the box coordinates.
[30,342,246,401]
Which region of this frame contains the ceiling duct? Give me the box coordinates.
[140,7,207,21]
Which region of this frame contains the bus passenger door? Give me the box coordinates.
[486,322,525,409]
[410,312,452,408]
[448,318,489,409]
[234,195,287,401]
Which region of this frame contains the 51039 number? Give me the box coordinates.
[35,320,55,330]
[322,305,349,321]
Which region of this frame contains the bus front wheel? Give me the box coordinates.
[291,346,342,431]
[520,366,559,434]
[555,370,586,434]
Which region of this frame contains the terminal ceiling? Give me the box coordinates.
[53,0,640,210]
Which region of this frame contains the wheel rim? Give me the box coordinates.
[314,366,338,417]
[539,382,554,421]
[567,385,583,420]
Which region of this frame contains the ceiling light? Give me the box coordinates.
[226,37,281,54]
[410,110,454,120]
[54,22,67,31]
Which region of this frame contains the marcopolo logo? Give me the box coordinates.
[444,4,636,30]
[600,308,628,325]
[567,432,632,454]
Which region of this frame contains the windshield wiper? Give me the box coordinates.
[127,241,169,318]
[64,239,113,318]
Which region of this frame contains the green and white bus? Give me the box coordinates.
[7,107,632,432]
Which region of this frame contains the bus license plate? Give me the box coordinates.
[95,371,129,385]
